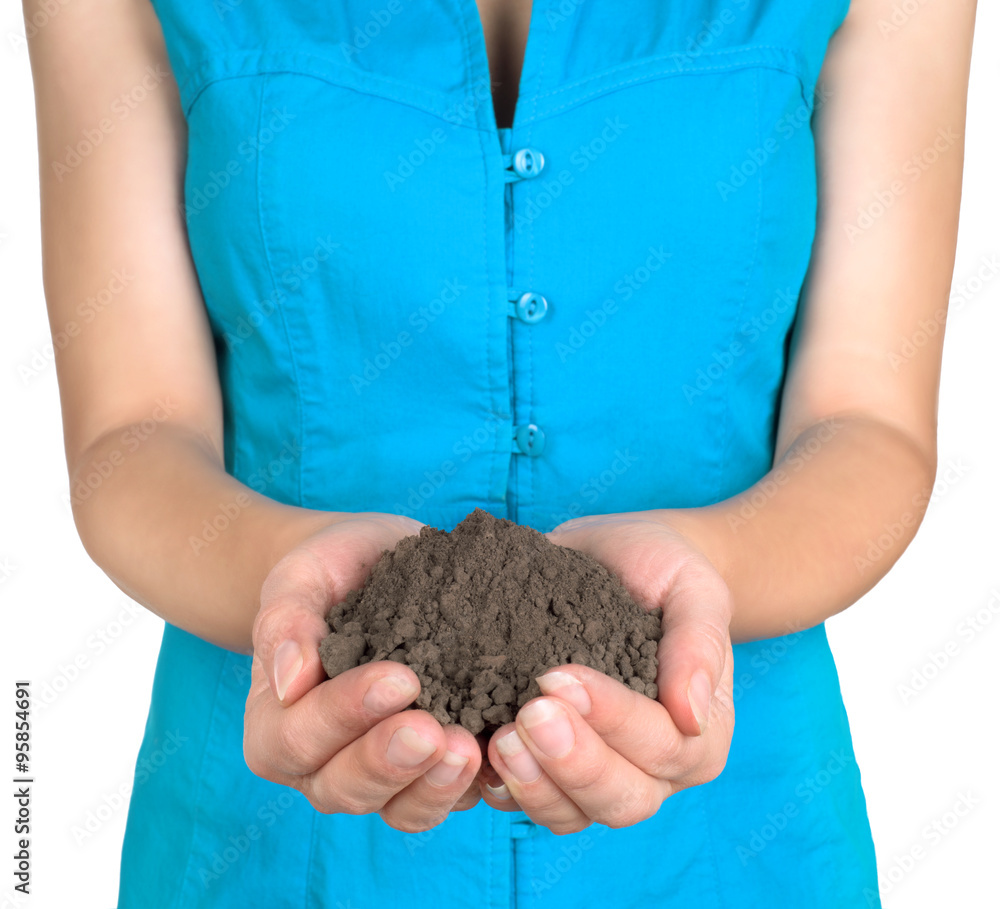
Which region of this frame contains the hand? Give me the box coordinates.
[480,512,735,834]
[243,513,484,832]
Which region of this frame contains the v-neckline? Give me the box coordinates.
[462,0,542,134]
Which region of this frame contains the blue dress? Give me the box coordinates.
[120,1,881,906]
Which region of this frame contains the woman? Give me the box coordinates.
[24,0,976,905]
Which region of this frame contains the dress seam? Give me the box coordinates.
[302,809,319,908]
[531,44,807,103]
[172,649,229,909]
[528,58,808,126]
[716,67,764,503]
[255,74,306,507]
[178,47,812,129]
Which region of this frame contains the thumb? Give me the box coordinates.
[253,514,424,707]
[655,557,733,738]
[252,548,340,707]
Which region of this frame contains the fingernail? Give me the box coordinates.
[519,699,575,759]
[387,726,438,768]
[536,671,592,716]
[363,675,419,715]
[486,781,512,800]
[424,750,469,788]
[496,729,543,783]
[273,640,303,703]
[688,670,712,735]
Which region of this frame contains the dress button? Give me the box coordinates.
[512,147,545,179]
[515,292,549,324]
[514,424,546,457]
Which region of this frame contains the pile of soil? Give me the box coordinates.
[319,508,662,736]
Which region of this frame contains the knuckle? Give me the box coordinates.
[598,707,632,740]
[650,734,685,777]
[380,814,429,834]
[548,817,591,836]
[242,746,273,782]
[600,782,660,829]
[380,806,447,835]
[689,750,729,787]
[564,756,614,794]
[345,739,415,800]
[273,716,313,768]
[515,784,566,816]
[252,609,291,662]
[243,719,281,781]
[307,774,373,816]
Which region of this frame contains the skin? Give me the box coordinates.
[23,0,976,835]
[475,0,533,129]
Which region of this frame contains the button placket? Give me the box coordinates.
[501,134,550,526]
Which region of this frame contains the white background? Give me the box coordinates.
[2,4,998,908]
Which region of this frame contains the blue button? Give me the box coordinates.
[514,424,546,457]
[515,292,549,324]
[512,147,545,179]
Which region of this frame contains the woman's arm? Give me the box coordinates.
[663,0,978,643]
[24,0,343,653]
[505,0,978,834]
[25,1,483,830]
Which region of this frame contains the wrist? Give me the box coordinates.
[261,503,344,578]
[652,506,740,599]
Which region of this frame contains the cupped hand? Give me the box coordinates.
[480,512,735,834]
[244,513,483,832]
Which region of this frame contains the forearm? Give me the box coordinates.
[70,421,340,653]
[661,415,936,643]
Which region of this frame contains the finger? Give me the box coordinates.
[451,779,484,812]
[513,696,668,828]
[244,658,421,777]
[478,760,522,811]
[653,558,733,737]
[536,660,735,785]
[487,723,592,835]
[254,513,422,706]
[253,547,339,706]
[298,709,447,815]
[378,726,482,832]
[534,665,702,781]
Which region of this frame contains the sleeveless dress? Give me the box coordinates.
[120,1,881,906]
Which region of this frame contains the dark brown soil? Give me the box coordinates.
[319,509,662,736]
